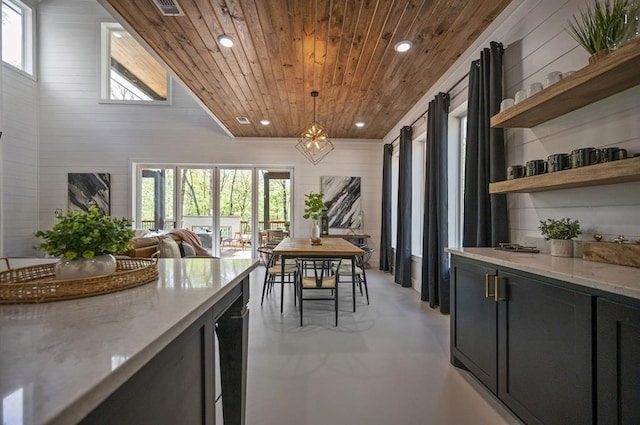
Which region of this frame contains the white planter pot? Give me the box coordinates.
[550,239,573,257]
[311,220,321,240]
[55,254,117,280]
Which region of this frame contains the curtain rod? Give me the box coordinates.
[388,71,470,145]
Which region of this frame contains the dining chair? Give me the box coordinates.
[332,255,370,305]
[258,247,296,306]
[295,258,342,326]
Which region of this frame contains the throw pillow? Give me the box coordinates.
[157,237,181,258]
[181,242,197,257]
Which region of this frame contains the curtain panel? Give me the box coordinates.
[421,93,450,313]
[379,143,394,272]
[463,41,509,247]
[394,126,412,287]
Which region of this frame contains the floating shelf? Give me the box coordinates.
[491,38,640,128]
[489,157,640,194]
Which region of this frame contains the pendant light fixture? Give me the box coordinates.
[296,91,334,165]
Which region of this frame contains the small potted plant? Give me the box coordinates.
[567,0,630,63]
[302,191,327,243]
[538,217,582,257]
[34,205,135,279]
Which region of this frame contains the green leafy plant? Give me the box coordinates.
[34,205,135,260]
[567,0,630,54]
[538,218,582,240]
[302,192,327,221]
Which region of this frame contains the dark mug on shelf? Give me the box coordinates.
[547,153,571,172]
[507,165,526,180]
[525,159,547,176]
[601,147,628,162]
[571,147,601,168]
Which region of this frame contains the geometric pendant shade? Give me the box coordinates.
[296,91,334,165]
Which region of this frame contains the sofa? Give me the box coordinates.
[127,229,212,258]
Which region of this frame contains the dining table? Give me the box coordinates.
[272,237,365,313]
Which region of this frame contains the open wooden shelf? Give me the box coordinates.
[489,156,640,194]
[491,38,640,128]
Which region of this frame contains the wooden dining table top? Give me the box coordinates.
[272,237,364,257]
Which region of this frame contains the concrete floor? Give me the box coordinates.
[244,266,522,425]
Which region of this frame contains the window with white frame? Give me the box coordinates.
[446,110,467,248]
[2,0,34,75]
[100,22,170,103]
[411,122,426,256]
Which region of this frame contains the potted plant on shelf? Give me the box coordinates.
[302,191,327,244]
[538,217,582,257]
[34,204,135,279]
[567,0,630,64]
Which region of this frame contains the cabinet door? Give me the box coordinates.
[597,298,640,425]
[498,271,592,425]
[451,260,498,393]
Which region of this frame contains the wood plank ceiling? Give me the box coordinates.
[98,0,511,139]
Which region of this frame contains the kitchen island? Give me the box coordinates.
[447,247,640,425]
[0,257,258,425]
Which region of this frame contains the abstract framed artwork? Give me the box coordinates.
[68,173,111,215]
[321,176,361,229]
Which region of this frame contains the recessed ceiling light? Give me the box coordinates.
[112,32,123,39]
[394,40,412,52]
[355,122,365,128]
[217,34,234,48]
[260,119,271,126]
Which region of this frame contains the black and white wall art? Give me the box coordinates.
[68,173,111,215]
[321,176,361,229]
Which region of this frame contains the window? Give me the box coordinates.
[447,110,467,248]
[2,0,34,75]
[100,22,170,103]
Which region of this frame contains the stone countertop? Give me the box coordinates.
[446,247,640,300]
[0,258,258,425]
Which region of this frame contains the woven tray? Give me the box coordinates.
[0,258,158,304]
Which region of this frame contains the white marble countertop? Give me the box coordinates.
[446,247,640,300]
[0,257,258,425]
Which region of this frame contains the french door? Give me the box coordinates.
[135,165,292,258]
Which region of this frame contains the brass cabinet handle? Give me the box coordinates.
[485,273,495,298]
[494,275,506,302]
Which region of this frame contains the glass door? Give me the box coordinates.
[258,170,291,246]
[218,169,253,258]
[180,168,214,255]
[139,167,175,230]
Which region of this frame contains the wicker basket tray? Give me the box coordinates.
[0,258,158,304]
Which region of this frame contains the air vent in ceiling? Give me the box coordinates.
[152,0,184,16]
[236,117,250,124]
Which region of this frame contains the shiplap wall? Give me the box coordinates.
[1,65,39,257]
[33,0,382,261]
[388,0,640,291]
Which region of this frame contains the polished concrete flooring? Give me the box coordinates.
[244,266,522,425]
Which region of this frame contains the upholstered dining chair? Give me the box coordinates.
[295,258,342,326]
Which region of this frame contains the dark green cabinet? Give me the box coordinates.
[597,298,640,425]
[451,257,593,425]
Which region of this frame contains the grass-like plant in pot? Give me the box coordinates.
[302,191,327,243]
[538,217,582,257]
[34,205,135,279]
[567,0,630,62]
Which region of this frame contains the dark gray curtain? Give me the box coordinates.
[379,143,393,272]
[394,126,412,287]
[422,93,450,313]
[463,41,509,247]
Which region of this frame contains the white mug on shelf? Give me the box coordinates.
[514,90,527,104]
[527,82,543,97]
[500,98,515,112]
[544,71,563,87]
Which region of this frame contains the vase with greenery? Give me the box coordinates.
[34,205,135,279]
[567,0,630,62]
[302,191,327,243]
[538,217,582,257]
